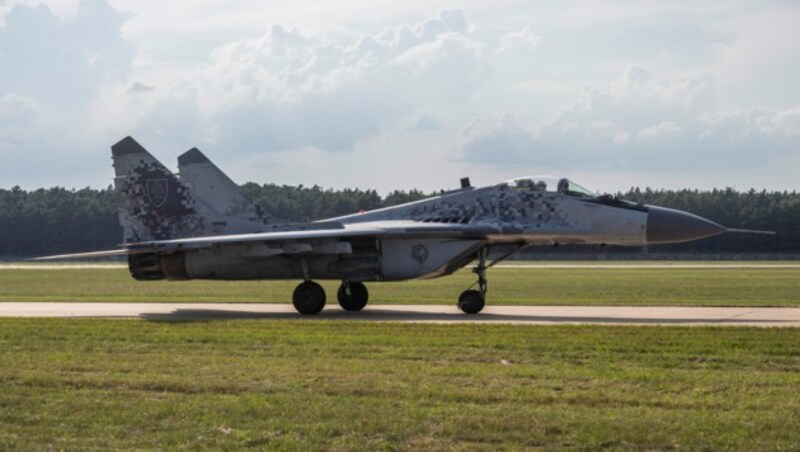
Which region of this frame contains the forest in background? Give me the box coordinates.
[0,184,798,257]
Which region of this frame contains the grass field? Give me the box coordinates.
[0,319,798,449]
[2,265,798,448]
[1,265,798,306]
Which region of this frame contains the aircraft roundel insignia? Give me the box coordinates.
[410,244,429,264]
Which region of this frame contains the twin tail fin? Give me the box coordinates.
[112,136,272,243]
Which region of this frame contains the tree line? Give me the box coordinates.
[0,184,797,257]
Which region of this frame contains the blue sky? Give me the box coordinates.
[1,0,798,193]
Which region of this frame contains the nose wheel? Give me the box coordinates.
[458,247,488,314]
[458,289,485,314]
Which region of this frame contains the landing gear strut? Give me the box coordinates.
[293,281,326,315]
[337,281,369,311]
[458,248,488,314]
[457,244,527,314]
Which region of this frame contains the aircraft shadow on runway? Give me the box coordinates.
[138,308,789,325]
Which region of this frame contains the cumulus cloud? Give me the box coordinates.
[0,0,132,107]
[127,81,154,94]
[700,107,800,138]
[409,115,443,131]
[458,66,800,170]
[458,113,537,163]
[112,9,491,153]
[497,27,542,53]
[2,0,796,192]
[637,121,680,139]
[554,65,714,127]
[0,93,39,146]
[0,0,134,186]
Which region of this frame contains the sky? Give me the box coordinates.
[0,0,798,194]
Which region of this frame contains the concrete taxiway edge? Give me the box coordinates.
[1,303,799,326]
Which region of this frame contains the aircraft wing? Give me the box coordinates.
[34,219,584,261]
[130,221,480,251]
[33,221,484,260]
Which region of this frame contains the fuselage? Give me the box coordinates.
[132,176,724,284]
[331,177,648,247]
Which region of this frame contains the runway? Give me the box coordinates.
[3,263,800,270]
[1,303,799,326]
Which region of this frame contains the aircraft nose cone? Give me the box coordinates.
[646,206,726,244]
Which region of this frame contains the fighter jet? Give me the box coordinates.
[39,137,773,314]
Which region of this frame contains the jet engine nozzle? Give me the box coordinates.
[646,206,726,244]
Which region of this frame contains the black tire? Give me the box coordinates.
[458,290,485,314]
[337,281,369,311]
[292,281,326,315]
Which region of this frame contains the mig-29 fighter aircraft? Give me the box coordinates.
[39,137,772,315]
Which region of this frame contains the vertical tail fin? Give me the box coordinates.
[112,137,205,243]
[177,148,273,226]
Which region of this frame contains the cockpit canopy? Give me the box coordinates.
[504,176,598,198]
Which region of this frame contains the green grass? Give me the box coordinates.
[1,266,799,306]
[0,319,798,449]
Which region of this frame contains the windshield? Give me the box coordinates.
[558,179,597,198]
[504,176,598,198]
[505,176,560,192]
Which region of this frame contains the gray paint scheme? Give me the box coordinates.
[107,136,726,281]
[41,137,771,311]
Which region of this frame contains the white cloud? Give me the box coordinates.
[0,93,39,146]
[0,0,132,106]
[555,64,714,126]
[408,115,442,131]
[0,0,134,186]
[700,107,800,138]
[709,3,800,108]
[0,0,798,193]
[458,66,800,171]
[638,121,680,139]
[101,9,490,154]
[497,27,541,53]
[457,112,537,164]
[127,80,154,94]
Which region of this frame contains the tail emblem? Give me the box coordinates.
[146,178,168,208]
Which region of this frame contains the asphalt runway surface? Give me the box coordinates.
[3,263,800,270]
[1,303,799,326]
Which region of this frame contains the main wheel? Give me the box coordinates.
[337,281,369,311]
[292,281,326,315]
[458,290,485,314]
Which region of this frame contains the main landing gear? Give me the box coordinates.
[291,280,370,315]
[337,281,369,311]
[292,281,326,315]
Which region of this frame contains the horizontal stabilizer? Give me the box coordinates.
[30,248,131,261]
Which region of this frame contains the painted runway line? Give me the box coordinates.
[1,303,799,326]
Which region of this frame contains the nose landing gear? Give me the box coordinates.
[458,248,488,314]
[457,244,526,314]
